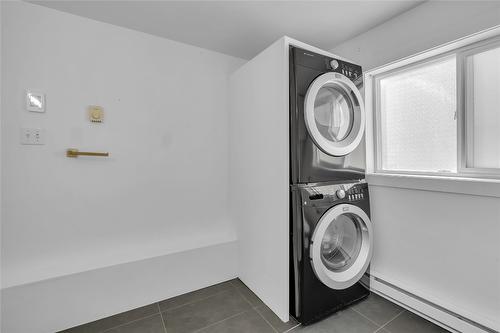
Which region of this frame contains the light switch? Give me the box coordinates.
[26,91,45,113]
[20,128,45,145]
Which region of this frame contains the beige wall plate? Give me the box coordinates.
[88,106,104,123]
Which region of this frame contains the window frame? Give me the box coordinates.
[459,38,500,177]
[373,53,459,177]
[366,30,500,180]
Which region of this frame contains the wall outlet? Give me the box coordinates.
[20,128,45,145]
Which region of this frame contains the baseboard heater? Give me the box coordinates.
[362,274,498,333]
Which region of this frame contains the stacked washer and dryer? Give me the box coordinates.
[289,47,374,324]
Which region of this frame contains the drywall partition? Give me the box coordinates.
[1,1,244,331]
[229,36,350,323]
[229,37,290,323]
[331,2,500,331]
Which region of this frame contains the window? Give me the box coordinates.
[378,56,457,173]
[464,44,500,171]
[369,34,500,179]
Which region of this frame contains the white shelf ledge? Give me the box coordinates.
[366,172,500,198]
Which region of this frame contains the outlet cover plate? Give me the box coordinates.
[20,128,45,145]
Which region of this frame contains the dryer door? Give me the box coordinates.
[304,72,365,156]
[310,203,373,290]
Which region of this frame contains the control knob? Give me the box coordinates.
[330,59,339,70]
[336,189,346,199]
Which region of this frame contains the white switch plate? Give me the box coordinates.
[20,128,45,145]
[26,91,45,112]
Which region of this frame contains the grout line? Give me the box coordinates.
[283,323,301,333]
[373,309,405,333]
[235,281,296,333]
[351,307,388,328]
[191,309,251,333]
[232,279,264,309]
[254,307,279,333]
[233,284,256,308]
[100,312,160,333]
[162,288,233,312]
[158,303,168,333]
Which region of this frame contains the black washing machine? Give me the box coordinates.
[290,180,373,325]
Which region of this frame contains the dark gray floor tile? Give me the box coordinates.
[58,304,159,333]
[197,309,275,333]
[351,293,404,326]
[231,279,266,308]
[163,288,252,333]
[106,314,165,333]
[159,281,233,312]
[384,310,450,333]
[295,308,379,333]
[255,305,299,333]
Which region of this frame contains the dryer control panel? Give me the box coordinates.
[292,47,362,82]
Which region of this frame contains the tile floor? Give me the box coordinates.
[59,279,449,333]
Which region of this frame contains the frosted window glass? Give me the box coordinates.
[467,46,500,169]
[379,57,457,173]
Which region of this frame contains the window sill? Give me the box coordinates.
[366,172,500,198]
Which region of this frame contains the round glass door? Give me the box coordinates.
[304,72,365,156]
[310,204,373,290]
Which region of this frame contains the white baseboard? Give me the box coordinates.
[1,241,238,333]
[364,275,498,333]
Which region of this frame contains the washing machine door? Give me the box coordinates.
[310,203,373,290]
[304,72,365,156]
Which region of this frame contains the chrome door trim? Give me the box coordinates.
[310,203,373,290]
[304,72,365,157]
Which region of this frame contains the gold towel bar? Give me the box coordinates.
[66,148,109,158]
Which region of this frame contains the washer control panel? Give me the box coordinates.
[302,181,368,207]
[346,185,366,201]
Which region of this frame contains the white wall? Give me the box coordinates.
[1,1,245,289]
[367,184,500,330]
[333,1,500,71]
[331,1,500,331]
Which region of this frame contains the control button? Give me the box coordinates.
[330,59,339,70]
[336,189,346,199]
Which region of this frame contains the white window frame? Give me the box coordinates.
[364,26,500,197]
[372,53,458,177]
[460,39,500,177]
